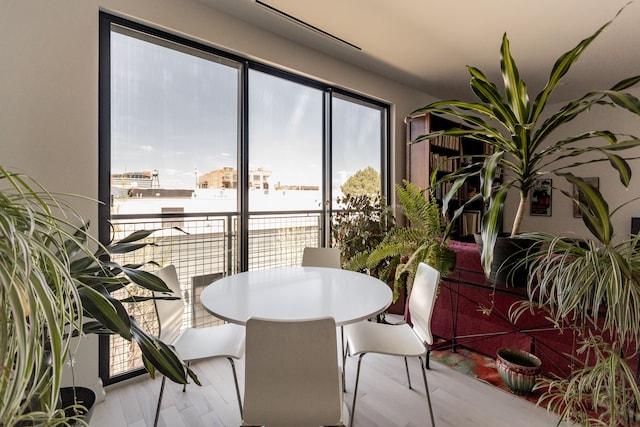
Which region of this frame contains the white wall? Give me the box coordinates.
[0,0,431,390]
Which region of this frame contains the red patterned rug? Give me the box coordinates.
[429,344,542,405]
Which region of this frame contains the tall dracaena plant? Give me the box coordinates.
[411,3,640,276]
[65,225,199,388]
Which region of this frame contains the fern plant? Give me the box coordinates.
[346,180,455,302]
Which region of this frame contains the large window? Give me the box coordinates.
[332,94,386,206]
[248,70,323,211]
[110,27,240,215]
[99,13,389,384]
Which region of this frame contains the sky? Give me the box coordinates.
[110,29,382,194]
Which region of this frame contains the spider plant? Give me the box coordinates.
[0,166,196,425]
[410,3,640,277]
[536,336,640,426]
[0,168,82,425]
[509,174,640,425]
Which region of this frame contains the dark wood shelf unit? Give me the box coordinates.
[406,112,489,240]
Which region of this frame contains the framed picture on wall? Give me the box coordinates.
[530,179,552,216]
[572,177,599,218]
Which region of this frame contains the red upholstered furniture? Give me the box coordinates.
[430,240,638,378]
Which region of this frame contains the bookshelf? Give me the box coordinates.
[406,112,488,240]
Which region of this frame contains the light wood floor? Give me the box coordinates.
[91,349,571,427]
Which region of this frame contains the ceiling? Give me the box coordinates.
[199,0,640,102]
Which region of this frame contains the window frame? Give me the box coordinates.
[98,11,390,385]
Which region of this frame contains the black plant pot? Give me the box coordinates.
[59,386,96,424]
[474,233,538,287]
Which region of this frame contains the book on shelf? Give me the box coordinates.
[431,135,461,151]
[461,210,481,236]
[430,153,458,173]
[433,181,457,201]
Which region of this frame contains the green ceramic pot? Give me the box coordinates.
[496,348,542,396]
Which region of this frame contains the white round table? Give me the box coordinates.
[200,266,392,326]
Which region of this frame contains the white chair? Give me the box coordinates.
[301,246,347,389]
[242,316,348,427]
[301,246,341,269]
[344,262,439,427]
[153,265,245,427]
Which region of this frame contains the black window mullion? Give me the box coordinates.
[97,12,114,386]
[239,61,250,272]
[323,89,332,247]
[382,108,392,199]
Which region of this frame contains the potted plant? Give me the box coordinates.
[410,4,640,282]
[508,181,640,426]
[346,180,456,305]
[331,193,401,311]
[0,166,196,425]
[495,347,542,397]
[331,192,396,273]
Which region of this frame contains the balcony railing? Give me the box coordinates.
[108,211,323,378]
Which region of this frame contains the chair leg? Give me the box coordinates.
[341,327,347,392]
[418,356,436,427]
[350,353,366,427]
[227,357,243,418]
[404,356,412,389]
[154,376,167,427]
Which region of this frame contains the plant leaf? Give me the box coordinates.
[78,285,133,340]
[559,173,612,244]
[500,33,529,123]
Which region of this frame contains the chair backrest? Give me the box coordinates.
[408,262,441,346]
[301,247,341,269]
[243,317,343,427]
[153,264,184,344]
